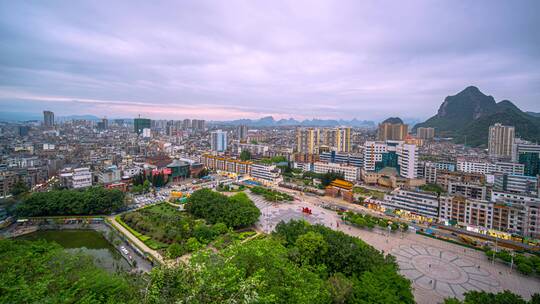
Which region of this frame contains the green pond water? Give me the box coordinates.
[17,229,131,272]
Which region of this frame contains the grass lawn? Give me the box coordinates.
[120,203,225,254]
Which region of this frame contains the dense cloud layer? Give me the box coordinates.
[0,0,539,120]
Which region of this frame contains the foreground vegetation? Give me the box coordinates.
[186,189,260,228]
[250,186,294,201]
[147,220,414,304]
[3,222,540,304]
[0,239,140,303]
[15,187,125,217]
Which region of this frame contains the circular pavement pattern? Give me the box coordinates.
[392,244,500,299]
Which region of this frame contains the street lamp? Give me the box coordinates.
[492,235,498,266]
[510,251,515,272]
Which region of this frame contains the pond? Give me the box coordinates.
[17,229,131,272]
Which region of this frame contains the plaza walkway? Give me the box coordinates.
[107,215,166,265]
[248,192,540,303]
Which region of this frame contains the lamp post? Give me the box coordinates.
[510,251,515,272]
[492,235,498,266]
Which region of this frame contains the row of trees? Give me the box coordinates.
[186,189,261,229]
[132,172,170,188]
[15,187,125,217]
[342,211,408,231]
[485,249,540,276]
[250,186,294,201]
[0,239,140,303]
[444,290,540,304]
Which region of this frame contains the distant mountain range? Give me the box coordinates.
[211,116,377,128]
[0,112,103,122]
[414,86,540,147]
[381,117,404,124]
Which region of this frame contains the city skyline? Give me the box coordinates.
[1,1,540,120]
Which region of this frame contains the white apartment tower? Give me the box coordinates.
[488,123,515,158]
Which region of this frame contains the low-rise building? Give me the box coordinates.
[202,154,251,176]
[448,182,488,200]
[382,189,439,218]
[98,165,121,185]
[313,161,359,182]
[457,159,524,175]
[60,167,93,189]
[439,192,540,238]
[250,163,282,185]
[493,173,538,197]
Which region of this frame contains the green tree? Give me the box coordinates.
[186,237,202,252]
[240,150,252,161]
[327,273,353,304]
[294,231,328,266]
[142,180,151,192]
[16,187,125,217]
[444,290,530,304]
[10,180,29,196]
[167,243,185,258]
[0,239,140,303]
[196,168,209,178]
[186,189,260,229]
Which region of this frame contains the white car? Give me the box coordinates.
[120,246,129,255]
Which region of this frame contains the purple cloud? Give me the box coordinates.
[0,0,539,120]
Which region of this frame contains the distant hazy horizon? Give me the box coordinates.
[1,1,539,120]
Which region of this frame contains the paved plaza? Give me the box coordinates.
[393,244,500,299]
[249,193,339,233]
[249,193,540,304]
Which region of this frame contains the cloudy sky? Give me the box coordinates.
[1,1,539,121]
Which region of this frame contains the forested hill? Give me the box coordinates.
[414,86,540,147]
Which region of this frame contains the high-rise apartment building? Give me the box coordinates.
[43,110,54,128]
[396,143,419,179]
[182,119,191,130]
[16,126,29,137]
[192,119,205,131]
[378,121,408,141]
[296,128,320,154]
[211,130,228,152]
[134,117,151,135]
[488,123,515,158]
[237,125,248,142]
[417,127,435,140]
[321,127,351,152]
[97,118,108,130]
[363,141,419,179]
